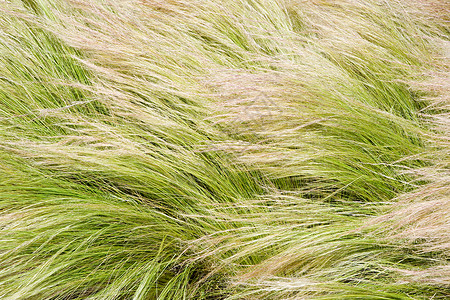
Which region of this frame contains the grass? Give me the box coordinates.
[0,0,448,299]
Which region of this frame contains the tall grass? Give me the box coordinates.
[0,0,448,299]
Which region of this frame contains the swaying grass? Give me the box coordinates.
[0,0,448,299]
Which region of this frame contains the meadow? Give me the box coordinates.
[0,0,448,299]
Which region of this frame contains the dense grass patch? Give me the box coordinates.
[0,0,448,299]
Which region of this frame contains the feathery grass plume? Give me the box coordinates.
[0,0,448,299]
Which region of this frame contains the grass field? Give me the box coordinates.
[0,0,448,299]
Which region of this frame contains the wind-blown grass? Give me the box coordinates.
[0,0,448,299]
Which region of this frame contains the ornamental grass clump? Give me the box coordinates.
[0,0,448,299]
